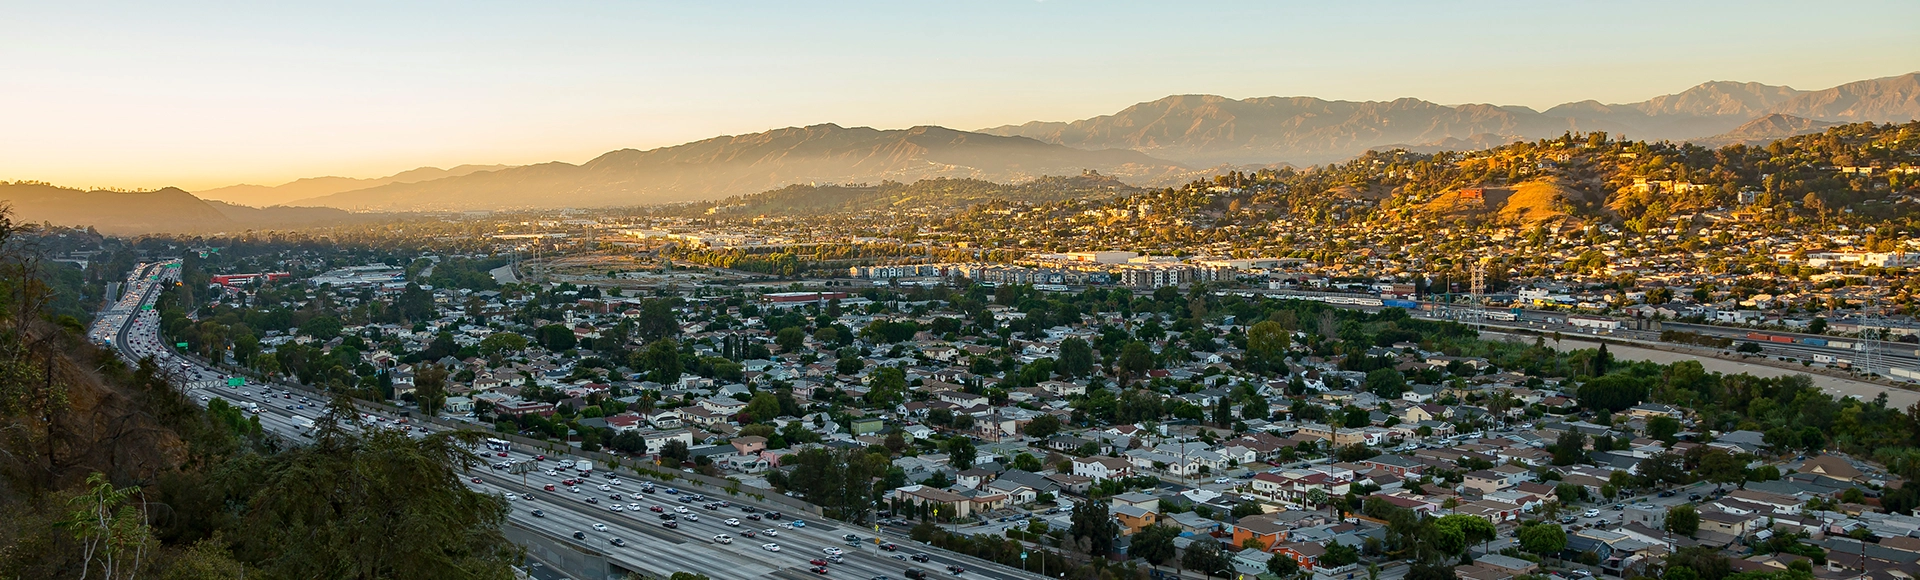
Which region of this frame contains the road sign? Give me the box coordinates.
[1021,552,1028,560]
[227,377,244,387]
[176,342,188,348]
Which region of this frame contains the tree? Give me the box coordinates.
[1267,552,1300,578]
[864,366,907,407]
[1365,368,1406,398]
[636,339,683,384]
[1320,540,1359,567]
[415,363,449,417]
[1069,500,1118,557]
[301,315,343,340]
[1697,449,1746,485]
[1057,337,1094,378]
[1246,320,1291,374]
[775,326,807,353]
[534,324,576,352]
[659,440,690,465]
[1023,414,1061,439]
[1666,504,1699,537]
[477,332,528,355]
[1553,430,1588,465]
[634,299,679,343]
[1117,341,1153,384]
[1556,483,1589,504]
[64,472,154,580]
[1518,523,1567,557]
[1647,416,1680,443]
[1181,539,1231,577]
[744,392,780,423]
[1012,453,1043,473]
[1129,525,1179,569]
[946,437,977,470]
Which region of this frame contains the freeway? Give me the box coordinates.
[92,262,1047,580]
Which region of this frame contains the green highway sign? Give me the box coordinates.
[227,377,244,387]
[176,342,188,348]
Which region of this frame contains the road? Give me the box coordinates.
[92,261,1046,580]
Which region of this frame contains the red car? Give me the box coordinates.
[535,455,546,461]
[810,567,828,575]
[471,477,482,483]
[544,484,556,491]
[810,559,829,567]
[650,505,665,513]
[497,452,508,457]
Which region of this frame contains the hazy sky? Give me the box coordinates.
[4,0,1916,190]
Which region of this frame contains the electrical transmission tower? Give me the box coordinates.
[1470,258,1489,319]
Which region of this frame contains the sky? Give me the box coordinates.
[3,0,1916,191]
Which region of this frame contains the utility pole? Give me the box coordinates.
[1470,258,1488,320]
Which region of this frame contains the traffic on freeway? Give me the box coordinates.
[92,261,1042,580]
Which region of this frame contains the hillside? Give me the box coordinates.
[698,172,1143,217]
[194,164,510,207]
[0,182,359,234]
[1692,114,1841,148]
[289,125,1193,212]
[981,72,1920,166]
[0,183,234,234]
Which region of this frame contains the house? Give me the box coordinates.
[1232,513,1290,552]
[1113,491,1161,513]
[1272,542,1325,571]
[1072,456,1134,481]
[1627,404,1681,419]
[1797,455,1865,484]
[892,485,1009,519]
[494,400,556,417]
[1464,470,1513,494]
[1113,504,1158,535]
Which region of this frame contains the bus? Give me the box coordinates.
[484,438,512,453]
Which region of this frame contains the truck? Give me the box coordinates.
[292,416,315,433]
[575,459,594,473]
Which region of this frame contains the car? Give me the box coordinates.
[946,566,965,575]
[726,518,741,526]
[664,488,679,495]
[676,506,689,513]
[824,547,844,556]
[535,454,546,461]
[685,514,699,522]
[748,513,762,521]
[586,497,599,504]
[600,484,612,491]
[610,494,622,500]
[714,534,733,544]
[610,505,623,512]
[843,534,861,542]
[641,487,657,494]
[610,479,622,486]
[1559,515,1576,524]
[532,509,546,518]
[892,555,908,561]
[881,543,898,551]
[573,531,586,540]
[1658,490,1676,498]
[628,503,641,511]
[1688,493,1702,501]
[651,505,665,512]
[570,487,581,493]
[471,477,482,483]
[658,513,675,520]
[905,570,927,580]
[763,528,779,537]
[522,494,534,500]
[791,520,806,528]
[742,530,758,538]
[611,538,626,547]
[812,559,831,567]
[1214,477,1231,484]
[766,511,783,520]
[762,543,781,552]
[811,567,829,575]
[911,553,932,563]
[1612,503,1624,510]
[663,520,679,529]
[1583,509,1600,518]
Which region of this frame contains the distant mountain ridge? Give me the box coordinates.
[195,164,510,207]
[1692,114,1841,148]
[981,72,1920,166]
[287,124,1195,212]
[0,182,360,234]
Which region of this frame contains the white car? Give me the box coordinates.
[762,543,781,552]
[725,518,741,527]
[763,529,778,537]
[675,506,689,513]
[1583,509,1600,518]
[610,505,624,512]
[714,534,733,544]
[628,503,642,511]
[570,487,581,493]
[609,479,622,486]
[593,523,608,531]
[685,514,699,522]
[599,484,611,491]
[824,547,844,556]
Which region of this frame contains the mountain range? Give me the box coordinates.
[9,72,1915,222]
[0,182,361,235]
[980,72,1920,165]
[283,125,1196,212]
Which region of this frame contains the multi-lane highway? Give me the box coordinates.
[92,262,1047,580]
